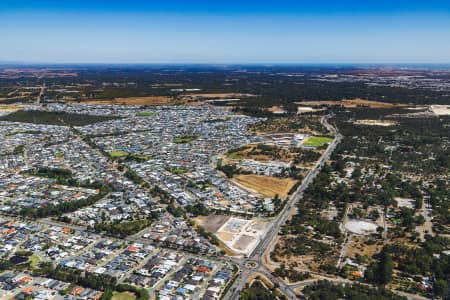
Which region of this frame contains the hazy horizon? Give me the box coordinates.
[1,0,450,64]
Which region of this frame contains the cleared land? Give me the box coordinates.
[0,110,119,126]
[181,93,256,99]
[193,215,230,233]
[266,106,287,114]
[353,119,398,126]
[76,96,173,105]
[296,99,406,108]
[344,220,378,235]
[430,105,450,116]
[216,217,269,256]
[0,104,28,112]
[232,174,298,198]
[302,136,332,147]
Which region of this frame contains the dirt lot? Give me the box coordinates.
[296,99,406,108]
[234,235,255,251]
[232,174,298,198]
[266,106,287,114]
[0,104,27,111]
[193,215,230,233]
[181,93,256,100]
[354,119,398,126]
[430,105,450,116]
[217,232,235,242]
[75,96,174,105]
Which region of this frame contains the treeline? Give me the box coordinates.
[293,148,321,164]
[185,202,209,216]
[196,225,219,246]
[36,263,117,291]
[273,264,311,282]
[303,281,407,300]
[217,164,251,178]
[124,169,150,188]
[239,280,278,300]
[102,284,148,300]
[31,167,72,179]
[364,236,450,298]
[93,217,155,237]
[32,263,148,300]
[19,181,110,218]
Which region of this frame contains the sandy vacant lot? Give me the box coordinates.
[0,104,27,111]
[193,215,230,233]
[353,119,398,126]
[76,96,174,105]
[266,106,287,114]
[430,105,450,116]
[234,235,255,251]
[181,93,256,100]
[296,99,405,108]
[345,220,378,235]
[215,217,270,256]
[233,174,298,198]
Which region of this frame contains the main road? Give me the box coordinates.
[223,115,343,300]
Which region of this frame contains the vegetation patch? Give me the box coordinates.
[112,291,136,300]
[0,110,119,126]
[302,281,406,300]
[173,135,198,144]
[165,166,189,174]
[302,136,332,147]
[94,218,155,237]
[6,129,41,136]
[109,150,130,158]
[136,111,158,117]
[109,151,151,162]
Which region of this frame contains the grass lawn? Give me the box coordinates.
[303,136,332,147]
[112,291,136,300]
[109,150,129,158]
[28,254,41,269]
[173,135,198,144]
[166,166,188,174]
[136,111,158,117]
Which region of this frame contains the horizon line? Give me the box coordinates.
[2,61,450,66]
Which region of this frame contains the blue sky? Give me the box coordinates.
[1,0,450,63]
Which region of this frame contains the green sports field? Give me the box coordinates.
[303,136,332,147]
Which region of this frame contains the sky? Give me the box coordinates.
[1,0,450,64]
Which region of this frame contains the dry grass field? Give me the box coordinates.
[353,119,398,126]
[233,174,298,198]
[76,96,174,105]
[0,104,27,111]
[344,236,383,260]
[181,93,256,100]
[296,98,406,108]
